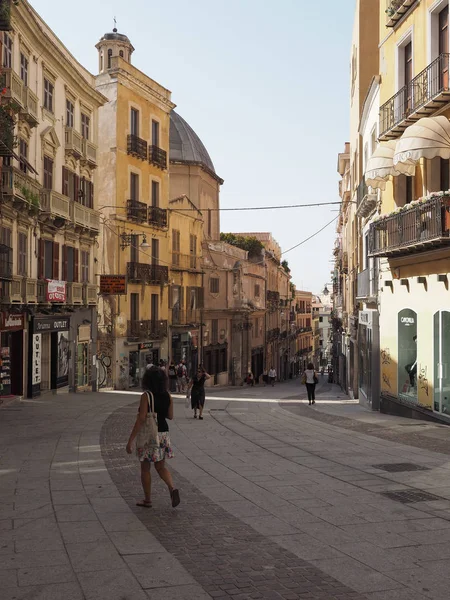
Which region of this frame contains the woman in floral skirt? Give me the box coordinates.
[126,366,180,508]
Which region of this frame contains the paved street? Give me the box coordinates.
[2,380,450,599]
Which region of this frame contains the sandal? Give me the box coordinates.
[170,489,180,508]
[136,500,152,508]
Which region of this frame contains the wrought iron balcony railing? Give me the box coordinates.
[127,319,168,340]
[149,145,167,169]
[127,134,148,160]
[171,253,200,270]
[385,0,418,27]
[369,196,450,257]
[127,262,169,284]
[148,206,168,228]
[126,199,147,222]
[171,308,201,326]
[267,290,280,302]
[380,53,450,139]
[267,327,280,342]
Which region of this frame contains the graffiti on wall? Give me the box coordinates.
[381,347,392,391]
[418,365,429,397]
[97,333,113,389]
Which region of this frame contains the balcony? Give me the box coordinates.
[267,290,280,303]
[385,0,418,28]
[1,167,41,208]
[171,253,201,271]
[126,199,147,222]
[356,177,378,218]
[171,308,201,326]
[66,282,83,305]
[127,134,147,160]
[37,280,47,304]
[83,283,98,306]
[40,190,71,221]
[20,87,39,127]
[267,327,280,342]
[149,145,167,169]
[0,0,12,30]
[369,195,450,257]
[127,319,168,340]
[127,262,169,285]
[82,139,97,167]
[0,276,22,303]
[23,278,37,303]
[1,68,23,109]
[148,206,168,228]
[0,244,12,280]
[380,53,450,140]
[72,202,100,233]
[65,127,82,158]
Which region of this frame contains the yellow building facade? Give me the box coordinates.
[95,29,175,389]
[368,0,450,419]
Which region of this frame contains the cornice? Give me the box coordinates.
[110,67,175,113]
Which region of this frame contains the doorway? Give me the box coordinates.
[434,310,450,415]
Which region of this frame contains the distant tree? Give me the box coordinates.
[220,233,264,257]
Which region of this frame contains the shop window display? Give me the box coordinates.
[434,311,450,415]
[398,309,418,404]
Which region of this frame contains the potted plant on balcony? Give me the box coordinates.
[0,0,18,31]
[0,104,16,156]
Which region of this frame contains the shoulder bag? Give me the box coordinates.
[136,391,160,455]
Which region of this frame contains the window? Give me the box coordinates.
[79,177,94,208]
[152,120,159,146]
[319,316,323,323]
[66,100,74,128]
[43,156,53,190]
[172,230,180,265]
[254,284,260,297]
[210,277,220,294]
[81,251,89,283]
[63,167,80,202]
[211,319,219,344]
[151,181,159,207]
[44,78,54,113]
[3,33,12,69]
[39,240,59,280]
[17,232,27,276]
[119,50,124,58]
[130,173,139,201]
[130,234,139,263]
[130,108,139,136]
[19,139,28,174]
[130,293,139,322]
[189,234,197,269]
[107,49,112,69]
[151,294,158,321]
[81,113,90,140]
[20,53,28,86]
[406,176,414,204]
[441,158,449,192]
[370,127,377,155]
[62,246,79,283]
[151,238,159,265]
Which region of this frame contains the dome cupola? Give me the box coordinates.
[96,25,135,74]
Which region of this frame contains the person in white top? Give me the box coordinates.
[268,367,277,387]
[303,362,317,405]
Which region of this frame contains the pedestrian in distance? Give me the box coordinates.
[246,371,254,386]
[262,369,268,386]
[268,366,277,386]
[189,366,211,420]
[176,361,187,393]
[167,360,177,393]
[159,358,166,372]
[126,366,180,509]
[302,362,318,405]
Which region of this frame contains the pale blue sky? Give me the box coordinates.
[30,0,355,294]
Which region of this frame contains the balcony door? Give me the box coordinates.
[404,42,413,114]
[434,310,450,415]
[151,294,158,323]
[439,5,449,90]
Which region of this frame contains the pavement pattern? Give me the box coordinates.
[1,379,450,599]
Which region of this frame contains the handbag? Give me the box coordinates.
[301,374,306,385]
[313,375,318,385]
[136,391,159,454]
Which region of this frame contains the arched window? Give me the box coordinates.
[398,309,417,404]
[119,50,124,58]
[107,49,112,69]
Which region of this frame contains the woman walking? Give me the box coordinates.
[303,362,318,405]
[126,367,180,508]
[189,366,211,420]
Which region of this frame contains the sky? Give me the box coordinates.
[29,0,355,295]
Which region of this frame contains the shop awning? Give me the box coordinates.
[393,116,450,174]
[365,141,412,190]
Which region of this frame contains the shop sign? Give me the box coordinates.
[0,312,25,331]
[33,317,70,334]
[47,280,66,302]
[32,334,41,386]
[172,334,181,342]
[139,342,153,350]
[100,275,127,295]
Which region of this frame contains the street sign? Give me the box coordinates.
[99,275,127,295]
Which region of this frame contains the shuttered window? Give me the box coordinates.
[209,277,219,294]
[81,251,89,283]
[18,233,27,276]
[43,156,53,190]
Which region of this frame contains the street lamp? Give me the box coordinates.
[120,232,150,250]
[322,285,329,296]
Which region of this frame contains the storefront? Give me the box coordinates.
[128,342,160,388]
[171,331,198,378]
[251,346,264,382]
[0,312,26,399]
[358,309,380,410]
[28,316,70,397]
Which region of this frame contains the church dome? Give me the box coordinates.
[170,111,222,181]
[99,28,134,48]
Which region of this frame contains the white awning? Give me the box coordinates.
[364,141,411,190]
[393,116,450,174]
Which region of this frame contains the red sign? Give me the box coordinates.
[100,275,127,295]
[0,312,25,331]
[47,280,66,302]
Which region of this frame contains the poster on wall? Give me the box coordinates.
[0,346,11,397]
[47,280,66,302]
[57,331,70,388]
[32,334,41,387]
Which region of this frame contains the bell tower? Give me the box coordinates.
[95,24,135,74]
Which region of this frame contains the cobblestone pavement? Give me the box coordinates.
[1,383,450,599]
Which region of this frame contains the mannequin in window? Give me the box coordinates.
[405,335,417,387]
